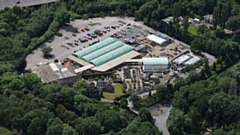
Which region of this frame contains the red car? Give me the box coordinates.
[72,33,77,36]
[74,42,78,46]
[84,38,88,42]
[81,29,85,32]
[16,0,20,4]
[102,30,106,33]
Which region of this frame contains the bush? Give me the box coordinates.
[183,57,207,73]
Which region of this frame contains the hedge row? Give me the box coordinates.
[183,57,207,73]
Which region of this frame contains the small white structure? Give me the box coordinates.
[74,64,94,74]
[172,55,191,65]
[49,63,60,72]
[143,57,169,72]
[184,56,201,65]
[147,35,167,46]
[193,18,200,24]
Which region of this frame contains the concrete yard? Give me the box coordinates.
[26,17,157,69]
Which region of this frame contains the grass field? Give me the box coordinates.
[0,127,12,135]
[188,24,198,35]
[103,84,124,100]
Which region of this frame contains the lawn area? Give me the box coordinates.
[0,127,12,135]
[188,24,198,35]
[103,84,125,100]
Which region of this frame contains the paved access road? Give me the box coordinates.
[0,0,56,10]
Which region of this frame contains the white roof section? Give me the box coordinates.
[68,55,90,66]
[143,57,168,65]
[147,35,166,44]
[124,59,143,63]
[49,63,59,72]
[91,51,140,72]
[74,64,94,73]
[184,56,200,65]
[172,55,191,65]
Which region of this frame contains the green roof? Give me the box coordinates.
[82,41,124,61]
[90,45,132,66]
[74,37,115,57]
[143,58,168,65]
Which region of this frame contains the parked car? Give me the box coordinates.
[84,38,88,42]
[16,0,20,4]
[136,34,140,37]
[126,23,131,26]
[106,29,110,32]
[72,33,77,36]
[81,29,85,32]
[74,42,78,46]
[80,39,86,43]
[102,30,106,33]
[74,39,78,42]
[111,26,116,29]
[87,33,91,36]
[119,23,123,26]
[67,41,73,45]
[88,37,92,40]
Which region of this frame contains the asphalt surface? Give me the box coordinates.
[0,0,56,10]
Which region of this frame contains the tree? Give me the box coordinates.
[197,25,207,35]
[167,108,191,135]
[154,84,170,101]
[46,118,63,135]
[182,16,189,36]
[129,94,142,110]
[41,46,52,58]
[212,6,220,28]
[82,117,101,135]
[139,107,153,123]
[232,29,240,44]
[120,98,128,108]
[86,85,101,100]
[21,73,41,91]
[73,80,88,95]
[16,57,27,72]
[62,124,79,135]
[95,110,121,133]
[204,59,211,75]
[190,37,202,53]
[226,18,240,31]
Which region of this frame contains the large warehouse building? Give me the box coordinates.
[143,57,169,72]
[68,38,140,72]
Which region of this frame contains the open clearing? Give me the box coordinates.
[0,127,11,135]
[103,84,124,100]
[188,24,198,35]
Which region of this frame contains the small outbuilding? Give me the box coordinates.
[147,35,167,46]
[143,57,169,72]
[184,56,201,65]
[172,55,191,65]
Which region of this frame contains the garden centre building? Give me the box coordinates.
[69,38,140,72]
[143,57,170,72]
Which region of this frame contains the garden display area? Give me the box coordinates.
[103,84,125,100]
